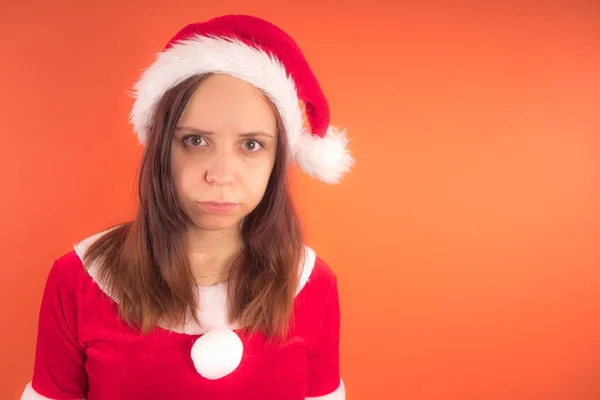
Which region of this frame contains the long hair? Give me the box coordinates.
[83,74,304,340]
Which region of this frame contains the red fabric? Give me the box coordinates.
[29,250,341,400]
[166,15,330,138]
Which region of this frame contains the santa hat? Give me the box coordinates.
[129,14,354,184]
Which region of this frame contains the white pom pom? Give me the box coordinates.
[190,328,243,379]
[293,126,355,184]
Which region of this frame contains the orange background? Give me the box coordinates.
[2,1,599,399]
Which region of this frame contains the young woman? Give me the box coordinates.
[21,14,354,400]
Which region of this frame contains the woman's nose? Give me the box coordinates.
[205,151,234,186]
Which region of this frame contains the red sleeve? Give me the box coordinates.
[27,256,88,399]
[305,270,346,399]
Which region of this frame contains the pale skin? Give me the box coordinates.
[170,74,278,286]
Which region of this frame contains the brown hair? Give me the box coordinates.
[83,74,304,341]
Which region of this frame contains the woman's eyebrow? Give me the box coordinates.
[175,126,274,139]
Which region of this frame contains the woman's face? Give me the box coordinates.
[171,73,278,232]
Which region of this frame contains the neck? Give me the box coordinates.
[186,224,243,286]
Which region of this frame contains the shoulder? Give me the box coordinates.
[45,249,88,290]
[298,245,337,288]
[293,248,341,348]
[54,226,115,276]
[296,245,339,303]
[42,227,117,300]
[35,249,91,331]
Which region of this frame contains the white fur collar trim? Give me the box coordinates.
[20,382,82,400]
[72,229,316,335]
[305,379,346,400]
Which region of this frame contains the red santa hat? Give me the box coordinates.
[130,14,354,184]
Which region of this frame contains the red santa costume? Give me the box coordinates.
[21,14,353,400]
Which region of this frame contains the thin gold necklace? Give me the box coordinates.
[197,270,231,279]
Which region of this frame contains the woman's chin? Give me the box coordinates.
[191,215,242,232]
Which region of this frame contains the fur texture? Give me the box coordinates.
[73,230,317,335]
[190,328,244,379]
[20,383,76,400]
[129,35,353,184]
[294,126,354,184]
[305,379,346,400]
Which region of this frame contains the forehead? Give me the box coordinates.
[177,74,277,134]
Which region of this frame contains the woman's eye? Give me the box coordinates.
[244,139,264,152]
[183,136,206,147]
